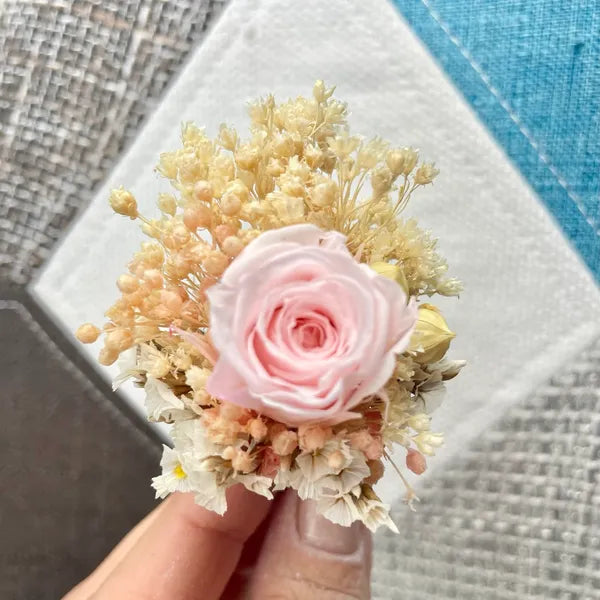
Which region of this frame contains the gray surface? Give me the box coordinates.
[373,335,600,600]
[0,293,161,599]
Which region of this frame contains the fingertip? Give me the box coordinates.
[169,485,271,543]
[248,490,372,599]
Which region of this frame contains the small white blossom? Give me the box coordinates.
[295,439,353,482]
[316,493,359,527]
[319,449,371,496]
[234,473,274,500]
[151,445,195,498]
[112,347,140,390]
[171,418,222,461]
[292,440,370,499]
[193,484,228,516]
[354,490,399,533]
[415,372,446,413]
[144,376,194,422]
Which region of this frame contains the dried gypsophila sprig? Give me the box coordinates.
[76,81,465,532]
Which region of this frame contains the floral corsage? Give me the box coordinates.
[77,82,464,532]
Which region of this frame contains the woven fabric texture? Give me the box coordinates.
[0,0,227,284]
[373,334,600,600]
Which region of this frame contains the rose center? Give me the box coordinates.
[293,318,326,350]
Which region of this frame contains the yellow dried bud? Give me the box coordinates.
[298,424,332,452]
[413,431,444,456]
[193,180,213,202]
[222,446,236,461]
[235,145,259,170]
[270,193,305,222]
[203,252,229,276]
[320,150,336,173]
[401,148,419,175]
[222,236,244,257]
[226,180,249,202]
[75,323,100,344]
[147,355,171,379]
[139,242,164,267]
[385,149,406,176]
[313,79,326,102]
[218,125,238,151]
[369,262,409,295]
[220,192,242,216]
[159,290,183,313]
[172,224,191,247]
[178,151,202,183]
[104,303,134,326]
[141,219,161,239]
[409,304,455,363]
[157,193,177,216]
[407,413,431,432]
[327,450,346,471]
[300,146,319,170]
[105,328,134,352]
[310,181,337,208]
[231,449,256,474]
[266,158,285,177]
[185,365,211,392]
[248,418,268,442]
[273,134,295,158]
[172,348,192,371]
[143,269,163,289]
[271,430,298,456]
[133,325,159,342]
[214,224,236,245]
[157,152,178,179]
[183,205,211,230]
[371,166,393,196]
[109,187,137,219]
[414,163,439,185]
[281,177,305,198]
[168,254,192,278]
[98,346,118,366]
[117,274,139,294]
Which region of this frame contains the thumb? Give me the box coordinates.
[247,490,372,599]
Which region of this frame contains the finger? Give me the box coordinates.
[63,500,167,600]
[92,485,271,600]
[219,492,287,599]
[247,490,372,599]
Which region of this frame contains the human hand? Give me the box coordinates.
[64,486,372,599]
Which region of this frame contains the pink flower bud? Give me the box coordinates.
[259,447,281,478]
[406,449,427,475]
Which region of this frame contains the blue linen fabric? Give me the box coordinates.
[392,0,600,281]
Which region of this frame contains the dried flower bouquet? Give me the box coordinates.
[77,82,464,532]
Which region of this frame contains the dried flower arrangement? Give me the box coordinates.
[77,82,464,532]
